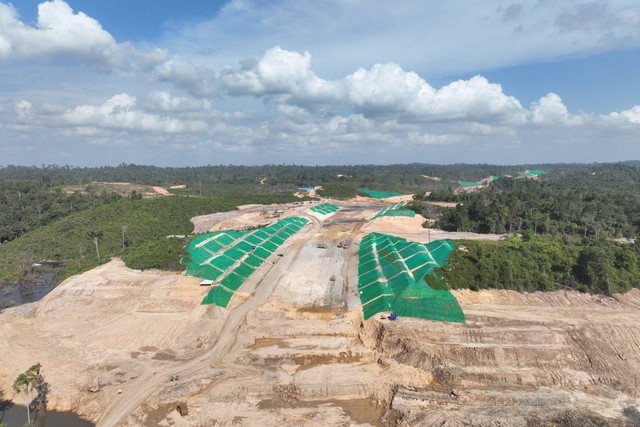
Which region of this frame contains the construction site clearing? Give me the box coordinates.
[1,196,640,426]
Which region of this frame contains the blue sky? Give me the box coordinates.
[1,0,639,166]
[14,0,229,41]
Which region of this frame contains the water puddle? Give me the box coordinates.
[0,403,94,427]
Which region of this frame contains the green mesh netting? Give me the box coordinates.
[385,210,415,217]
[518,170,545,178]
[357,188,404,199]
[201,286,234,307]
[220,273,245,291]
[371,202,415,220]
[261,241,279,252]
[234,263,255,279]
[310,202,341,215]
[182,217,309,307]
[357,232,464,323]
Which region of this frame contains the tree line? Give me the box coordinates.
[441,235,640,295]
[0,181,123,243]
[0,162,595,193]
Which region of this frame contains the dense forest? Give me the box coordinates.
[0,162,592,193]
[0,181,124,243]
[441,236,640,295]
[421,164,640,239]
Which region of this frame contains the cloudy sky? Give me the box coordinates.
[1,0,639,166]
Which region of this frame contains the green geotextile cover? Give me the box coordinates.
[458,180,481,188]
[384,209,415,217]
[182,217,309,307]
[310,202,341,215]
[357,232,465,323]
[357,188,403,199]
[518,170,546,178]
[371,202,415,220]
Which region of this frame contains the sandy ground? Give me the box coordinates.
[62,182,172,198]
[1,197,639,426]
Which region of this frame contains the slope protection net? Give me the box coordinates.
[357,188,403,199]
[357,232,465,323]
[518,170,546,178]
[458,180,482,188]
[182,216,309,307]
[310,202,341,215]
[370,202,415,220]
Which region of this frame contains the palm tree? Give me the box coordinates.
[12,363,43,425]
[87,231,104,259]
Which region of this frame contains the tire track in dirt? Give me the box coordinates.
[97,216,321,426]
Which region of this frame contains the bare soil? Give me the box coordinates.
[62,182,172,198]
[1,197,639,426]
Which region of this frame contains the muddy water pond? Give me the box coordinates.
[0,404,94,427]
[0,272,56,310]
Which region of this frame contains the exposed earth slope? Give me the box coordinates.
[0,199,639,426]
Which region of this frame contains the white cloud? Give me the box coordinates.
[219,48,525,124]
[171,0,640,78]
[0,0,121,65]
[0,0,213,92]
[346,66,525,123]
[605,105,640,125]
[345,63,434,115]
[14,100,34,122]
[152,58,217,96]
[62,94,208,134]
[0,2,638,165]
[145,91,211,113]
[220,46,342,104]
[530,93,586,125]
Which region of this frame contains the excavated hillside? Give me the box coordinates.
[361,289,640,426]
[0,199,639,426]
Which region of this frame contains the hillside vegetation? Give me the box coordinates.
[316,183,358,199]
[441,236,640,295]
[423,163,640,238]
[0,180,123,243]
[0,192,300,283]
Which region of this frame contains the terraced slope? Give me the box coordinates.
[358,232,464,322]
[182,217,309,307]
[310,202,341,216]
[370,201,415,220]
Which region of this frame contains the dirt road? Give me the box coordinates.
[97,214,324,426]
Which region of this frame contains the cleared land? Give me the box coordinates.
[62,182,172,198]
[0,197,639,426]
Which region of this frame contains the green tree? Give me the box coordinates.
[574,245,614,294]
[12,363,44,425]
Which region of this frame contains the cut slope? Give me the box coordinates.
[182,217,309,307]
[357,232,464,322]
[370,202,415,220]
